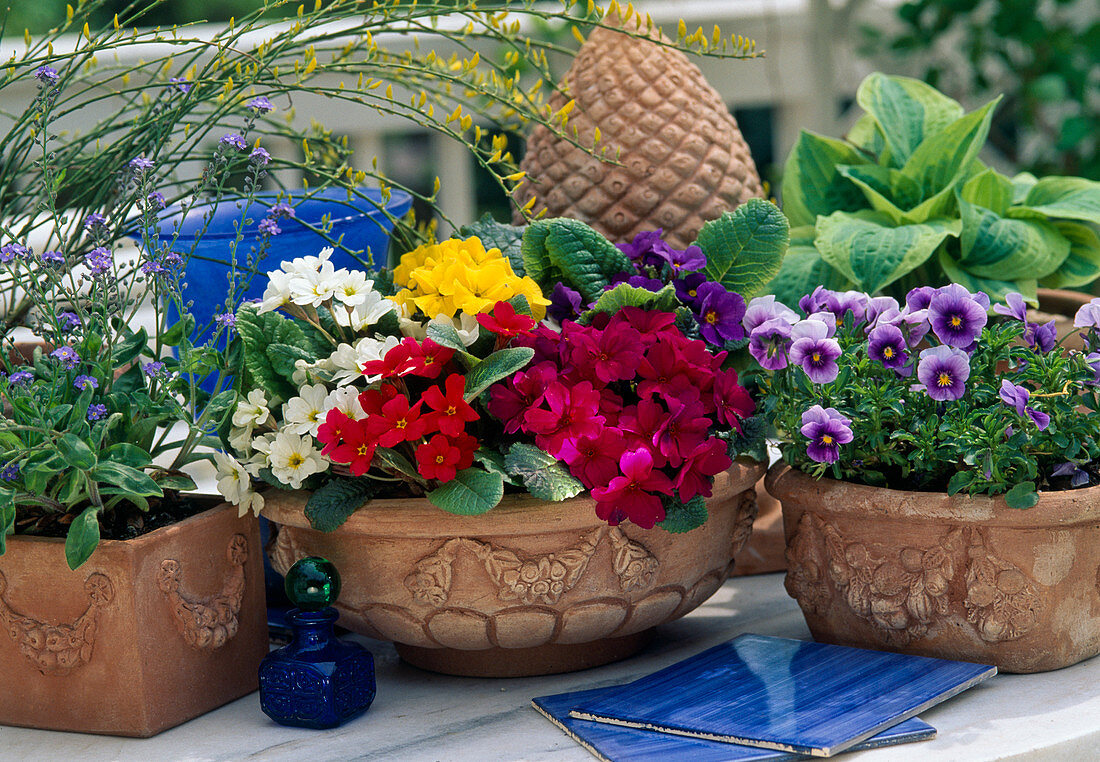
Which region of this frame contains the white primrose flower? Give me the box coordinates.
[289,261,345,308]
[291,358,321,387]
[331,269,373,308]
[323,385,366,421]
[252,431,278,455]
[334,290,396,331]
[243,448,271,478]
[268,431,327,489]
[328,335,400,386]
[287,246,333,277]
[282,383,329,436]
[227,424,255,454]
[232,389,271,428]
[432,312,480,347]
[258,270,292,314]
[212,451,264,517]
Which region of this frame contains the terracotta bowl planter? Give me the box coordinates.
[0,502,268,736]
[766,464,1100,673]
[262,459,765,677]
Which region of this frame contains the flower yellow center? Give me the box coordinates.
[446,405,456,415]
[435,454,445,464]
[688,289,697,298]
[396,419,408,429]
[883,347,893,358]
[288,454,304,468]
[937,372,952,387]
[950,316,962,327]
[705,311,719,324]
[812,352,822,362]
[821,434,833,444]
[357,444,370,456]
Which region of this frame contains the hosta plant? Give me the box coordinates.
[773,72,1100,307]
[755,284,1100,507]
[219,212,776,533]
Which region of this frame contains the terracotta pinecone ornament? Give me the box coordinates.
[514,13,764,248]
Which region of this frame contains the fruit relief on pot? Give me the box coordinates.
[755,285,1100,504]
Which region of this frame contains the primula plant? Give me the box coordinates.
[774,72,1100,307]
[755,284,1100,507]
[221,210,775,532]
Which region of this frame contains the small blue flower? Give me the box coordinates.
[248,96,274,114]
[50,346,80,369]
[220,133,247,152]
[146,191,166,210]
[250,146,271,166]
[269,202,295,219]
[7,370,33,386]
[73,374,98,391]
[168,77,192,93]
[0,243,30,263]
[58,311,81,332]
[142,361,166,378]
[215,312,237,329]
[41,250,65,266]
[33,66,59,85]
[84,246,113,274]
[87,404,108,422]
[83,212,108,231]
[129,156,154,173]
[258,218,281,237]
[0,463,20,481]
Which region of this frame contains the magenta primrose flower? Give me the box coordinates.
[788,319,841,383]
[800,405,853,464]
[917,345,970,401]
[929,284,988,348]
[590,448,674,529]
[998,380,1050,430]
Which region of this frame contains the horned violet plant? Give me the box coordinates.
[757,285,1100,508]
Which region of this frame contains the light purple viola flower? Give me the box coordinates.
[803,311,838,338]
[50,346,80,369]
[87,403,108,422]
[7,370,33,386]
[1052,462,1090,488]
[743,295,799,334]
[84,246,113,274]
[917,345,970,401]
[548,282,583,323]
[1024,320,1057,354]
[799,286,834,316]
[248,96,274,114]
[668,245,706,274]
[34,66,60,85]
[998,380,1050,430]
[258,218,281,237]
[929,284,988,348]
[971,291,991,310]
[1073,299,1100,329]
[128,156,154,173]
[800,405,853,464]
[789,320,842,383]
[748,318,793,370]
[825,290,869,328]
[250,147,271,166]
[865,296,900,331]
[674,273,707,310]
[73,374,98,391]
[1087,352,1100,385]
[905,286,937,313]
[695,282,746,345]
[220,133,247,152]
[867,323,908,370]
[0,243,29,263]
[994,292,1028,322]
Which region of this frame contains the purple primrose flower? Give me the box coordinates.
[674,273,707,309]
[611,273,665,292]
[748,318,793,370]
[917,345,970,401]
[616,229,666,263]
[998,380,1050,430]
[789,319,841,383]
[929,284,988,348]
[800,405,853,464]
[694,282,746,345]
[867,323,908,370]
[668,245,706,274]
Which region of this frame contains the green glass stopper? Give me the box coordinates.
[284,556,341,611]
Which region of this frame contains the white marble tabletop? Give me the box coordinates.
[5,573,1098,762]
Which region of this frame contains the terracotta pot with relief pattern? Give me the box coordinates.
[0,501,267,736]
[767,464,1100,673]
[263,459,765,677]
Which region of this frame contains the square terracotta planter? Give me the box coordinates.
[0,502,268,736]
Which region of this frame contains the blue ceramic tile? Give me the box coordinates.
[569,634,994,757]
[533,685,935,762]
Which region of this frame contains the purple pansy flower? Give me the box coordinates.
[917,345,970,401]
[668,245,706,274]
[548,282,583,323]
[743,295,799,334]
[800,405,853,464]
[50,346,80,369]
[1052,462,1090,488]
[73,374,98,391]
[694,282,746,345]
[867,323,909,370]
[248,96,274,114]
[1086,352,1100,385]
[674,273,707,309]
[905,286,937,313]
[804,311,838,338]
[34,66,60,85]
[864,296,900,331]
[7,371,33,386]
[993,292,1028,322]
[1024,320,1057,354]
[748,318,793,370]
[128,156,154,173]
[929,284,988,348]
[220,133,248,151]
[789,320,842,383]
[799,286,833,316]
[998,380,1050,430]
[87,404,108,422]
[1074,298,1100,328]
[825,290,869,328]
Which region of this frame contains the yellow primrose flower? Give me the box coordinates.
[512,275,552,321]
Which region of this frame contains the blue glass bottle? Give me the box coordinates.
[259,557,376,729]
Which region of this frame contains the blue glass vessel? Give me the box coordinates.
[259,557,376,729]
